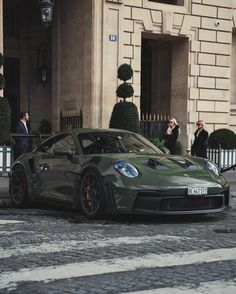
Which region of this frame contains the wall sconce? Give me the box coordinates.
[39,0,54,27]
[38,64,49,86]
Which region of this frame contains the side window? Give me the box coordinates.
[41,134,76,154]
[79,135,100,155]
[52,135,76,153]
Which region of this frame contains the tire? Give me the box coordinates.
[79,169,105,218]
[10,165,29,207]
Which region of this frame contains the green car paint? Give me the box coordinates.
[10,128,230,217]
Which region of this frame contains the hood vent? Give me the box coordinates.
[148,158,168,169]
[167,158,198,170]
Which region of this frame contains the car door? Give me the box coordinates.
[36,133,81,203]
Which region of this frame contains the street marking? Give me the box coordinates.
[0,247,236,290]
[0,234,190,259]
[0,230,25,236]
[122,280,236,294]
[0,220,24,225]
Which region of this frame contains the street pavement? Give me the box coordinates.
[0,171,236,293]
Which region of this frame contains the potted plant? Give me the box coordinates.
[109,64,140,133]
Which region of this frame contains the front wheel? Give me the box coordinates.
[79,169,105,218]
[10,165,29,207]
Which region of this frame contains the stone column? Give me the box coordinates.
[0,0,2,53]
[51,0,61,132]
[0,0,3,97]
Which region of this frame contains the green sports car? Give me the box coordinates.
[10,128,230,218]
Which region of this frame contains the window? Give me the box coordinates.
[52,135,76,152]
[78,132,161,155]
[3,0,20,38]
[148,0,184,5]
[39,134,76,154]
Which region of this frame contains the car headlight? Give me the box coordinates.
[204,160,220,176]
[114,160,139,178]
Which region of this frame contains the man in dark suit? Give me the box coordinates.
[14,112,30,160]
[191,120,209,158]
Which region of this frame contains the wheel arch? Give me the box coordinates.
[78,164,116,216]
[10,162,33,202]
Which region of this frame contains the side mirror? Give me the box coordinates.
[53,147,74,158]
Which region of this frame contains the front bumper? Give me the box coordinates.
[132,192,229,215]
[109,184,230,215]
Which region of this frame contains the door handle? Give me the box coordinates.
[39,163,50,171]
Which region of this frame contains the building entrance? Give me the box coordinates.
[3,58,20,132]
[140,33,189,142]
[3,0,52,132]
[140,34,189,143]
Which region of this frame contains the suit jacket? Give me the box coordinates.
[191,128,208,158]
[15,120,29,157]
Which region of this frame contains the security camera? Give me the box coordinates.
[215,21,220,27]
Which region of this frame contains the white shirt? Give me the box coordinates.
[21,119,28,133]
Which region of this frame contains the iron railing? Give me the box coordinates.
[60,110,83,131]
[140,113,169,139]
[207,146,236,170]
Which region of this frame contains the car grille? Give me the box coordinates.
[134,193,224,212]
[160,197,223,211]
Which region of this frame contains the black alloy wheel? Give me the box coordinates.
[10,166,29,207]
[79,169,105,218]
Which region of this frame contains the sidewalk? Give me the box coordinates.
[0,171,235,208]
[0,175,11,208]
[224,170,236,197]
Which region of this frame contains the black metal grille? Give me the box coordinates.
[134,193,224,212]
[160,197,223,211]
[60,110,83,131]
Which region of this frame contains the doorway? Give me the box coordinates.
[140,34,189,142]
[141,38,172,118]
[3,58,20,132]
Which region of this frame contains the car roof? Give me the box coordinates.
[70,128,134,135]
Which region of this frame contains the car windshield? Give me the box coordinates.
[78,132,162,155]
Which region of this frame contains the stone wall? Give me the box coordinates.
[102,0,236,149]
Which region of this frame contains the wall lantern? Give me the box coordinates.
[38,64,49,86]
[39,0,54,27]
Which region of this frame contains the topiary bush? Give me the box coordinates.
[116,83,134,99]
[117,63,133,81]
[110,64,140,133]
[0,96,11,145]
[208,128,236,149]
[109,101,140,133]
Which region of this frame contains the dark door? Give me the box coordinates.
[3,57,20,132]
[35,133,80,204]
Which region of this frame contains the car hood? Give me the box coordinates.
[113,153,205,174]
[97,153,227,189]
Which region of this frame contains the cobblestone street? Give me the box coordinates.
[0,172,236,293]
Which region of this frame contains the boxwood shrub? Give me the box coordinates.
[208,128,236,149]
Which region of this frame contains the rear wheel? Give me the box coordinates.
[79,169,105,218]
[10,166,29,207]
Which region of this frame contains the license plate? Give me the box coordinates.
[188,187,207,195]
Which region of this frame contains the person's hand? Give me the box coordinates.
[166,127,172,135]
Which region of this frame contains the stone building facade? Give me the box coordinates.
[1,0,236,150]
